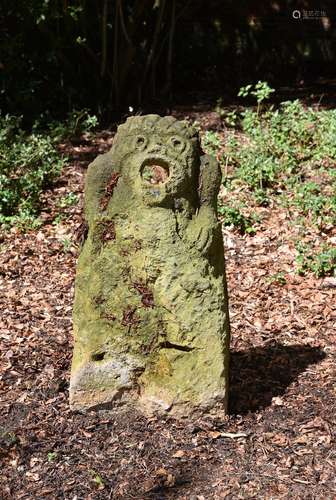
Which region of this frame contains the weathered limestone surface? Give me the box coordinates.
[70,115,230,416]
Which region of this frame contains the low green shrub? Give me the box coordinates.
[296,242,336,277]
[223,83,336,196]
[0,114,65,227]
[211,82,336,276]
[218,204,259,234]
[266,272,287,285]
[57,192,79,208]
[293,181,336,228]
[47,109,99,141]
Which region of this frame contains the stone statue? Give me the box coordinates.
[70,114,230,416]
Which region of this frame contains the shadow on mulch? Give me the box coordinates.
[229,342,326,415]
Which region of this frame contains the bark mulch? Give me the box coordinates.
[0,123,335,499]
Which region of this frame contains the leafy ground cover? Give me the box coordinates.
[0,110,98,231]
[202,83,336,277]
[0,104,335,499]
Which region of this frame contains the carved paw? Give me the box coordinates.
[185,224,212,254]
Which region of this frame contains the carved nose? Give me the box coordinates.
[147,143,165,154]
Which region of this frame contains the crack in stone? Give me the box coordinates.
[159,340,195,352]
[172,208,182,240]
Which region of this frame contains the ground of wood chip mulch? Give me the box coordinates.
[1,115,336,499]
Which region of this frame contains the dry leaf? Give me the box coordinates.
[172,450,185,458]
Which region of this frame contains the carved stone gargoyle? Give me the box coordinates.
[70,115,230,416]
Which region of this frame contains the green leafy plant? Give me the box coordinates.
[266,272,287,285]
[238,81,275,115]
[224,86,336,205]
[224,110,238,128]
[293,181,336,228]
[52,214,66,225]
[213,82,336,267]
[89,470,104,489]
[11,213,43,232]
[218,204,259,234]
[296,242,336,277]
[0,114,65,227]
[57,192,79,208]
[0,430,18,446]
[202,130,221,156]
[47,451,58,462]
[61,237,73,253]
[215,99,238,128]
[48,109,99,141]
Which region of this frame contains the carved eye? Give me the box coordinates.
[169,136,186,152]
[134,135,147,150]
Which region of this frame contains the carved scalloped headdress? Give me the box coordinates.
[114,114,199,142]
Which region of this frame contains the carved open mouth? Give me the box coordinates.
[141,159,170,185]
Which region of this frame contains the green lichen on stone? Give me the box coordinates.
[70,114,230,416]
